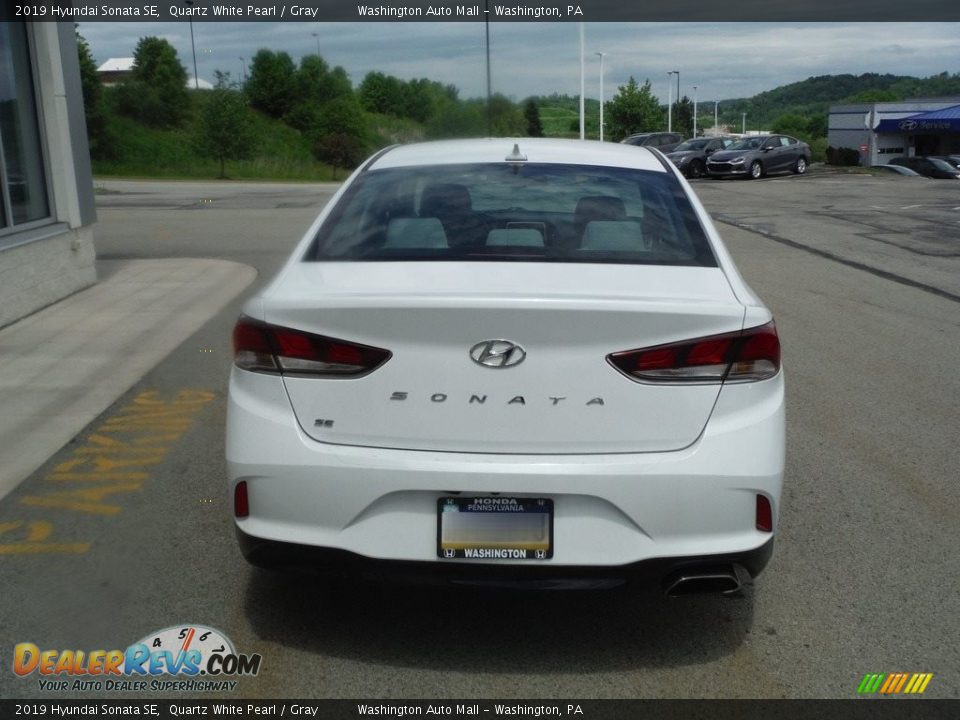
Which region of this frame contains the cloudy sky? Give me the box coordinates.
[76,22,960,104]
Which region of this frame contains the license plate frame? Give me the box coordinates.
[437,496,553,560]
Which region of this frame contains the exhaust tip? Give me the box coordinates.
[663,565,748,596]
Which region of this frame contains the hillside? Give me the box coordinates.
[533,72,960,137]
[706,72,960,131]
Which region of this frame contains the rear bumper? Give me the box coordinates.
[227,368,785,574]
[238,527,774,591]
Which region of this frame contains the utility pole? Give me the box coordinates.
[693,85,698,137]
[579,23,585,140]
[667,72,674,132]
[596,52,606,142]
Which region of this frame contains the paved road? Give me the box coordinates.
[0,176,957,700]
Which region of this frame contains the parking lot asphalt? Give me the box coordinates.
[0,257,256,501]
[689,169,960,302]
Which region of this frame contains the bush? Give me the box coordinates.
[809,137,828,164]
[826,146,861,166]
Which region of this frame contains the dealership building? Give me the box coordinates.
[828,98,960,166]
[0,21,97,329]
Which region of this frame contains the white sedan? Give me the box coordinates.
[226,138,784,595]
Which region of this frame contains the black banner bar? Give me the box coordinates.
[2,700,959,720]
[4,0,960,22]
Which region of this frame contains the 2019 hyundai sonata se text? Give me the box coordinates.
[226,138,785,595]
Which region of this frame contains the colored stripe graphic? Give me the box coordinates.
[858,673,885,694]
[858,673,932,695]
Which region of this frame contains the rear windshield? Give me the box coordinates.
[306,163,716,267]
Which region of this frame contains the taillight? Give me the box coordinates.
[607,321,780,383]
[234,481,249,518]
[756,494,773,532]
[232,316,391,377]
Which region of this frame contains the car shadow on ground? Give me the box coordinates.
[244,570,754,673]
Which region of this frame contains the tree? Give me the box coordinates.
[605,77,664,141]
[674,96,694,138]
[115,36,190,127]
[771,114,813,142]
[194,72,256,179]
[310,96,369,179]
[847,89,900,103]
[488,94,525,136]
[245,49,296,119]
[286,55,354,132]
[524,99,543,137]
[75,30,114,160]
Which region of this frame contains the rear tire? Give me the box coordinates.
[793,157,808,175]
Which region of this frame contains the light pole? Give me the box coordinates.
[312,32,320,56]
[239,57,246,83]
[185,0,199,89]
[595,52,606,142]
[485,0,492,136]
[692,85,698,137]
[667,71,675,132]
[579,23,585,140]
[742,112,747,134]
[674,70,680,133]
[714,100,719,131]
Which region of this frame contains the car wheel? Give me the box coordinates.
[750,161,763,179]
[793,157,808,175]
[687,160,705,179]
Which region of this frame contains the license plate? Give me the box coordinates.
[437,496,553,560]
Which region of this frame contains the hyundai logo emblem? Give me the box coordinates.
[469,340,526,368]
[899,119,918,131]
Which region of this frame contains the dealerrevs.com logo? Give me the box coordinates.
[13,624,261,692]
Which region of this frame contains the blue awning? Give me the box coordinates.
[876,105,960,133]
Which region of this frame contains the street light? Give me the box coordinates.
[714,100,719,131]
[579,23,585,140]
[692,85,698,137]
[667,71,675,132]
[239,57,246,83]
[672,70,680,133]
[184,0,199,90]
[742,112,747,134]
[595,52,606,142]
[312,32,320,56]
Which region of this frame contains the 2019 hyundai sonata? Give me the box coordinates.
[226,138,785,595]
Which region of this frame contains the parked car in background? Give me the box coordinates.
[887,156,960,179]
[707,135,811,179]
[873,165,926,177]
[930,154,960,169]
[227,138,784,595]
[620,132,684,154]
[666,137,737,178]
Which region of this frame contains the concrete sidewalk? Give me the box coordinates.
[0,258,257,501]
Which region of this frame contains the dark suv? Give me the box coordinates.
[620,132,684,154]
[889,156,960,179]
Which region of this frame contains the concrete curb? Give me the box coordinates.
[0,258,257,501]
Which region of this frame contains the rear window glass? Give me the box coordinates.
[307,163,716,267]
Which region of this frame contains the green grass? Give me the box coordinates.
[92,99,338,181]
[538,102,601,139]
